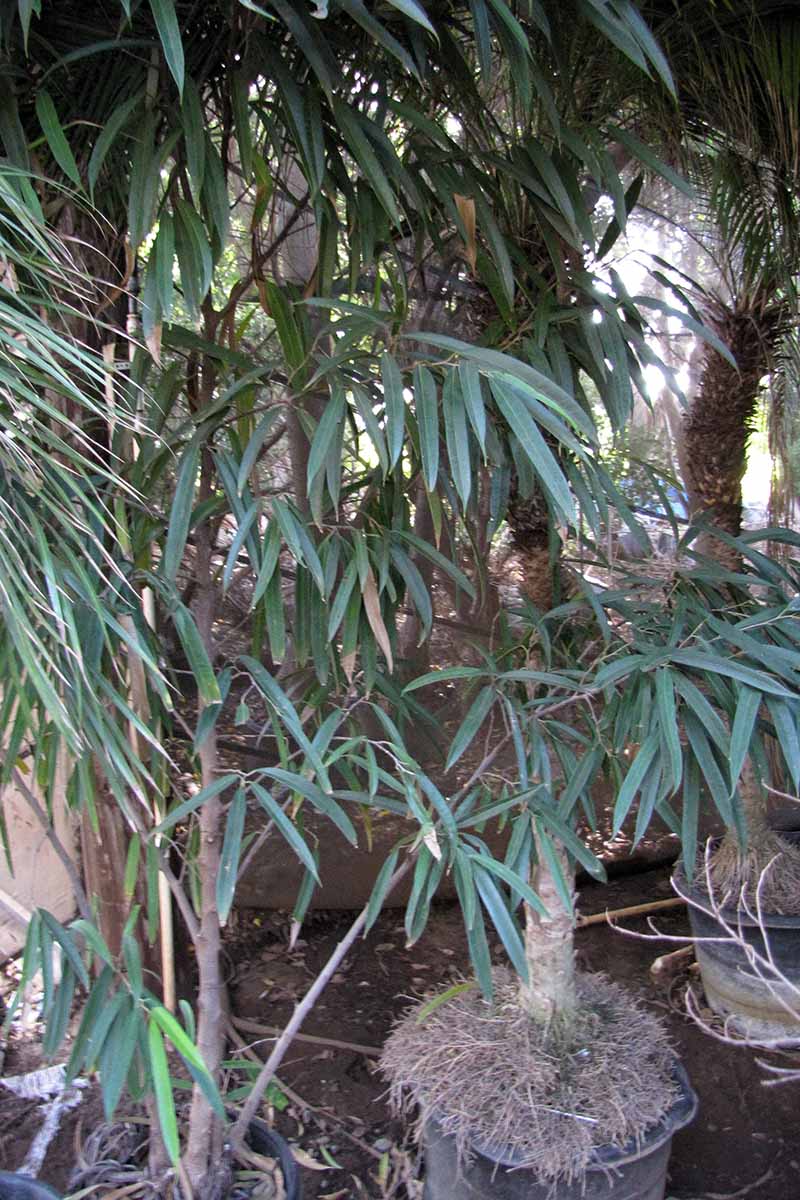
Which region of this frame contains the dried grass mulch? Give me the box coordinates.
[381,969,678,1184]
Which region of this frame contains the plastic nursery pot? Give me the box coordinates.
[421,1061,697,1200]
[0,1174,61,1200]
[673,836,800,1041]
[238,1117,302,1200]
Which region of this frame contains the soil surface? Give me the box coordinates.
[4,862,798,1199]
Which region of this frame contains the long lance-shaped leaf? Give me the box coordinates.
[729,686,761,797]
[381,353,406,469]
[149,0,185,95]
[216,788,246,924]
[250,781,320,879]
[612,732,660,835]
[442,370,472,508]
[239,655,330,789]
[490,377,574,523]
[669,648,793,698]
[413,365,439,491]
[405,333,595,438]
[34,91,81,187]
[446,686,494,773]
[163,435,199,582]
[148,1019,180,1166]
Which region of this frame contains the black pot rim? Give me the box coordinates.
[0,1172,61,1199]
[672,831,800,931]
[451,1058,698,1172]
[224,1111,301,1200]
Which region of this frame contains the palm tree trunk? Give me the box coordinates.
[507,478,560,613]
[684,300,779,570]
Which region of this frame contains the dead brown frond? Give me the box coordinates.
[380,970,677,1185]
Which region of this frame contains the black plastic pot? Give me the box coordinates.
[421,1061,697,1200]
[0,1174,61,1200]
[238,1117,302,1200]
[673,840,800,1040]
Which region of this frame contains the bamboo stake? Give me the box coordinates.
[231,1015,381,1058]
[576,896,685,928]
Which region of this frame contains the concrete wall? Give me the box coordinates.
[0,764,76,960]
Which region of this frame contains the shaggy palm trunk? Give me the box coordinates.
[507,479,561,612]
[683,303,777,570]
[686,302,791,886]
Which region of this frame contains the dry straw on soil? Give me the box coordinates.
[708,830,800,916]
[381,970,678,1184]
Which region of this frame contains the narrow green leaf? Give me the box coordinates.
[239,655,329,786]
[655,669,682,794]
[365,849,400,932]
[535,807,606,881]
[534,822,574,916]
[66,966,114,1081]
[490,377,574,523]
[670,649,792,698]
[390,546,432,643]
[351,383,388,474]
[124,835,141,901]
[172,603,221,706]
[466,849,547,916]
[607,124,690,196]
[681,756,700,880]
[88,92,141,195]
[458,362,486,453]
[684,712,732,824]
[216,788,246,924]
[612,732,659,835]
[381,353,405,469]
[765,698,800,792]
[384,0,436,34]
[250,782,320,880]
[35,91,81,186]
[403,665,484,692]
[413,365,439,491]
[163,436,200,582]
[39,911,89,989]
[446,687,494,772]
[148,1019,180,1166]
[729,686,761,795]
[474,865,528,983]
[156,774,238,833]
[442,370,471,508]
[149,0,185,95]
[307,387,346,494]
[100,999,139,1119]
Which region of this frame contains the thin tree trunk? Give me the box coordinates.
[183,451,228,1195]
[80,767,132,959]
[520,835,575,1026]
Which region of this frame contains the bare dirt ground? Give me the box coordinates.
[4,860,798,1199]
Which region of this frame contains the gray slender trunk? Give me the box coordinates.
[519,834,575,1026]
[183,452,228,1194]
